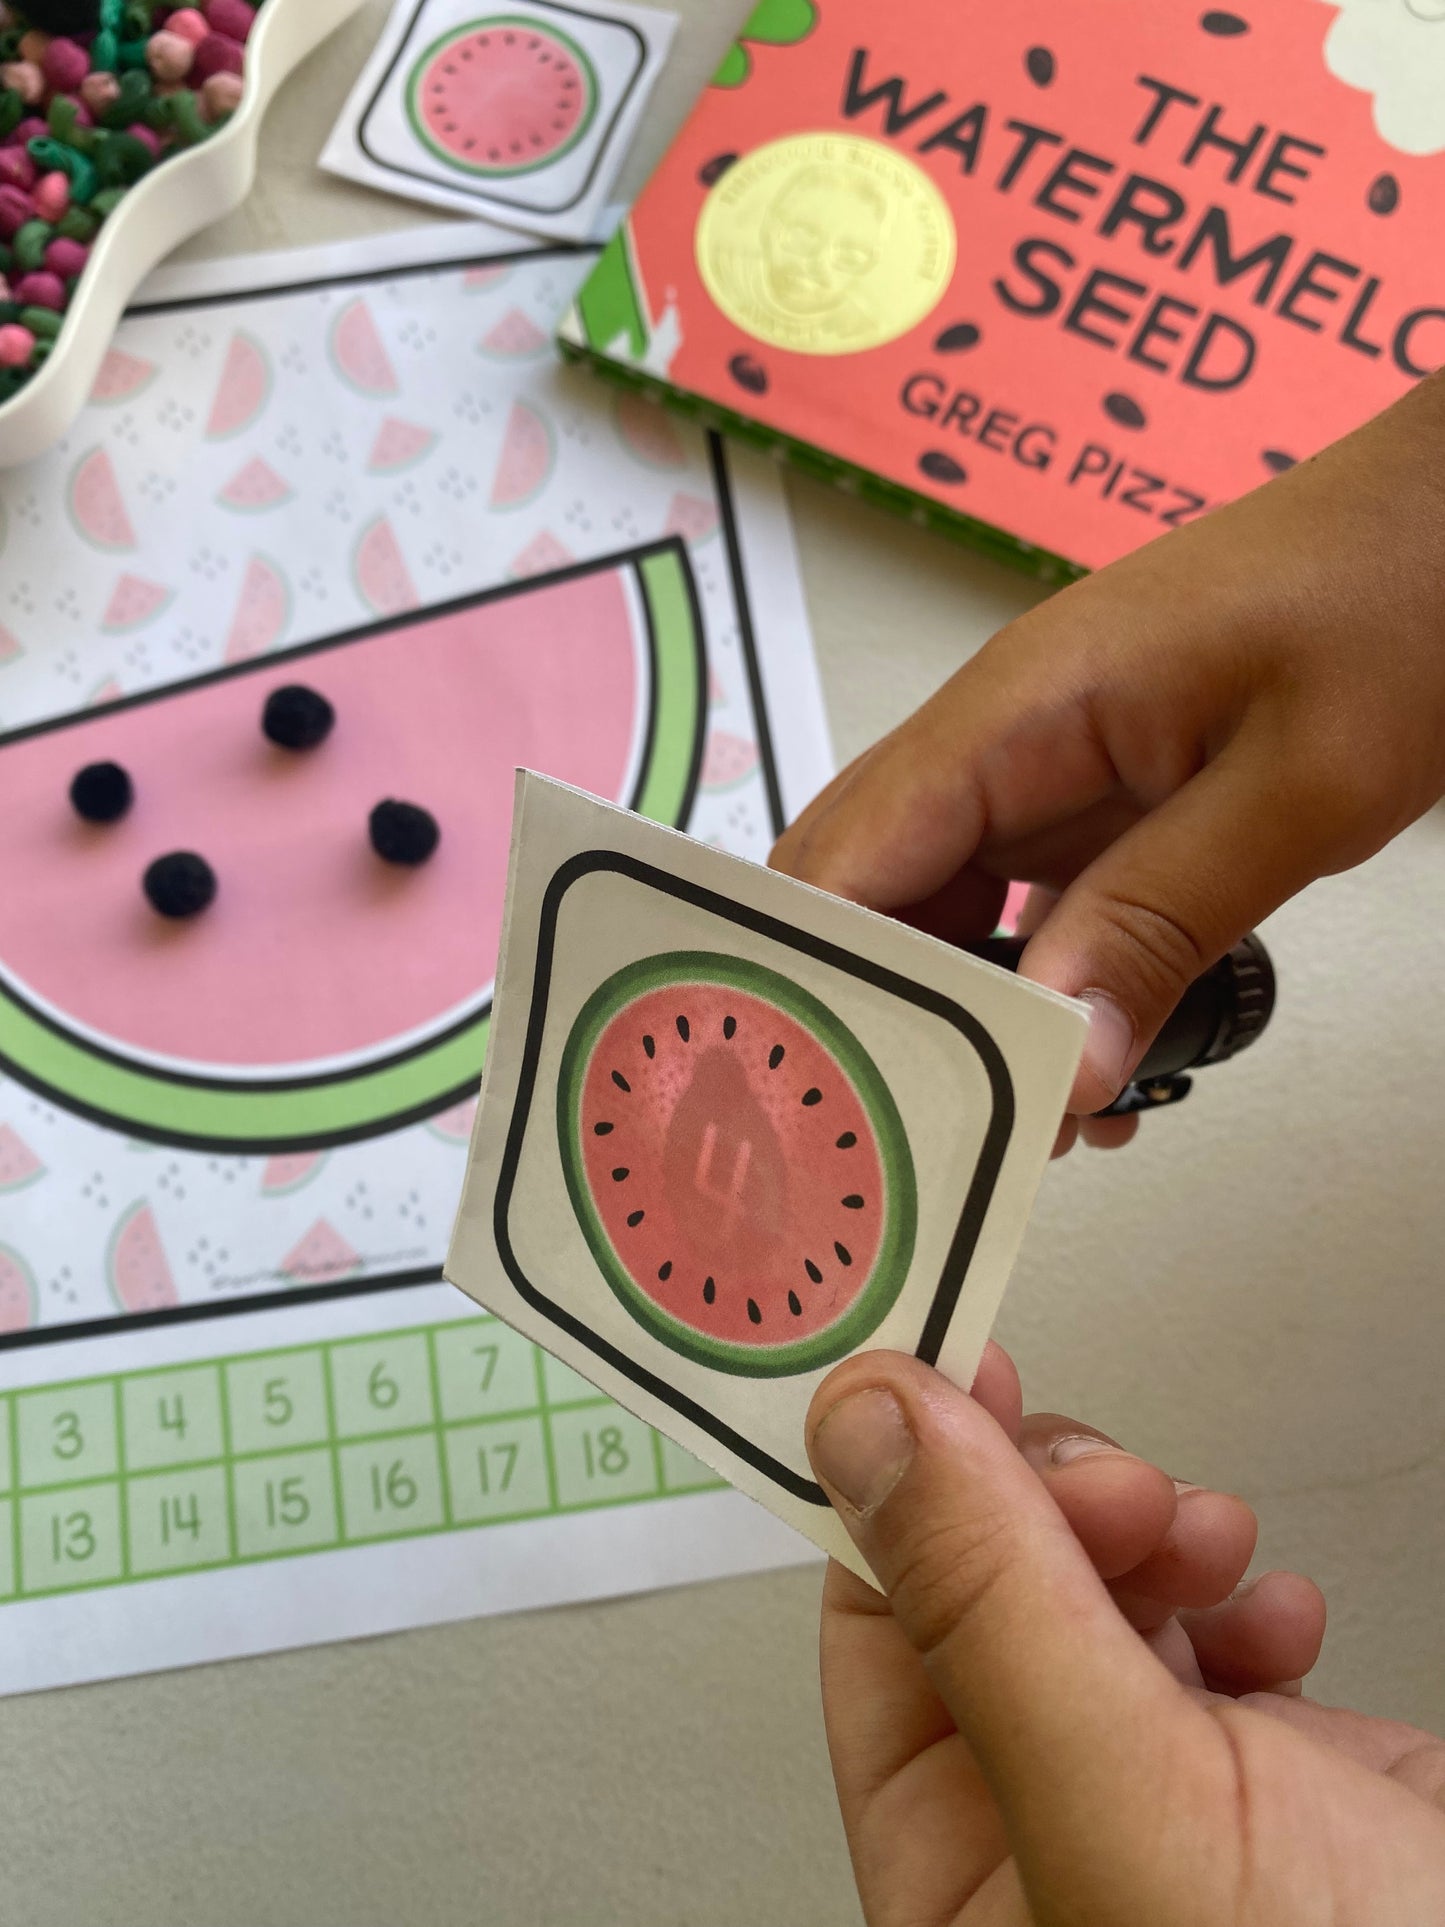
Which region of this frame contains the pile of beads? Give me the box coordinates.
[0,0,263,401]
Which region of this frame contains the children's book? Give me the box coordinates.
[560,0,1445,579]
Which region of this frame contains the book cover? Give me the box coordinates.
[560,0,1445,579]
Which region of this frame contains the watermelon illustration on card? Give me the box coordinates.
[446,775,1088,1575]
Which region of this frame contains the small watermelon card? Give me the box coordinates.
[446,773,1086,1573]
[561,0,1445,577]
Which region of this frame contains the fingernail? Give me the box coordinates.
[811,1388,914,1517]
[1076,993,1135,1106]
[1049,1434,1118,1466]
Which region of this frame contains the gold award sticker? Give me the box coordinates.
[696,132,957,358]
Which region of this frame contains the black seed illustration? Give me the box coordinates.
[642,1033,655,1058]
[699,152,739,187]
[594,1121,613,1136]
[934,321,981,353]
[723,1015,737,1039]
[1368,172,1400,216]
[676,1014,690,1042]
[611,1167,629,1183]
[1104,391,1147,430]
[611,1070,630,1092]
[1262,449,1297,474]
[627,1209,644,1228]
[805,1258,823,1284]
[1200,9,1248,32]
[834,1241,852,1267]
[746,1298,762,1325]
[836,1131,857,1150]
[801,1087,822,1107]
[703,1276,716,1305]
[1025,45,1055,86]
[920,450,968,487]
[842,1194,865,1210]
[788,1292,802,1317]
[768,1044,785,1070]
[729,353,769,395]
[658,1261,672,1281]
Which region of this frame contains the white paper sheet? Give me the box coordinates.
[0,222,829,1696]
[321,0,676,242]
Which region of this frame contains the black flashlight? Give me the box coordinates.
[965,931,1276,1115]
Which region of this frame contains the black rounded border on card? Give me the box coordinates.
[493,852,1017,1505]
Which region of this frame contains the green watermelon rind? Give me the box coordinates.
[405,16,600,181]
[0,548,703,1153]
[556,951,917,1379]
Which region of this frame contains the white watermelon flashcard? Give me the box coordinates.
[447,774,1088,1576]
[322,0,676,241]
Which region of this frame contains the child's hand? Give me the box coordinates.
[808,1348,1445,1927]
[772,373,1445,1114]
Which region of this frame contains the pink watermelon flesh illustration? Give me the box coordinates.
[408,21,597,179]
[426,1095,478,1142]
[0,1243,35,1333]
[463,264,512,292]
[102,574,173,634]
[366,416,438,475]
[0,547,697,1141]
[107,1201,178,1312]
[509,530,572,578]
[68,447,137,552]
[260,1151,327,1194]
[559,958,915,1376]
[86,676,123,706]
[329,298,400,399]
[353,515,419,615]
[90,348,157,404]
[218,457,293,513]
[224,554,291,662]
[206,331,271,440]
[489,400,553,509]
[616,392,689,471]
[282,1219,360,1284]
[0,1123,42,1189]
[701,730,758,791]
[666,492,719,543]
[479,308,549,358]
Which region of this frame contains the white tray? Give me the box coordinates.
[0,0,367,469]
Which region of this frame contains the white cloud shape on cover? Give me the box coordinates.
[1322,0,1445,155]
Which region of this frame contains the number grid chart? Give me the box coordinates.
[0,1319,724,1601]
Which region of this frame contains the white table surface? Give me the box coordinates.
[3,5,1443,1922]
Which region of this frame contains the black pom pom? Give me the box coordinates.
[70,761,133,824]
[144,852,217,920]
[263,684,335,751]
[369,800,440,867]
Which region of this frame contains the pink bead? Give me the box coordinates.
[64,97,94,128]
[14,118,49,146]
[206,0,255,42]
[166,7,210,43]
[0,60,44,105]
[0,184,32,241]
[126,122,162,156]
[16,29,48,65]
[0,148,36,191]
[32,171,69,222]
[44,236,88,277]
[81,70,121,114]
[41,36,89,94]
[0,323,36,368]
[192,31,244,81]
[200,69,243,118]
[13,271,64,310]
[147,30,193,81]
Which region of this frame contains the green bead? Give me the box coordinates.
[57,207,99,242]
[168,92,210,146]
[117,37,151,71]
[12,222,52,275]
[0,302,19,326]
[91,28,120,72]
[48,99,97,154]
[19,306,62,340]
[0,89,22,141]
[88,186,128,218]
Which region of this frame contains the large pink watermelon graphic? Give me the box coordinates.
[0,1243,35,1333]
[328,298,400,399]
[107,1202,178,1313]
[205,332,272,440]
[558,954,916,1377]
[407,19,598,178]
[0,543,704,1151]
[224,555,291,662]
[67,447,137,553]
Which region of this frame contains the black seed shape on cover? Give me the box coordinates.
[768,1045,785,1070]
[746,1297,762,1325]
[920,450,968,486]
[1025,45,1056,86]
[612,1070,631,1093]
[788,1291,802,1317]
[611,1167,629,1182]
[699,152,739,186]
[369,799,440,866]
[658,1261,672,1282]
[1261,449,1297,474]
[729,353,769,396]
[841,1194,865,1210]
[836,1131,857,1150]
[934,321,981,353]
[676,1013,690,1042]
[1104,392,1147,430]
[70,760,133,824]
[723,1015,737,1039]
[1200,8,1248,32]
[642,1033,655,1059]
[262,684,335,751]
[594,1120,614,1135]
[1367,173,1400,216]
[834,1241,852,1267]
[144,851,216,920]
[801,1087,822,1106]
[703,1276,716,1305]
[804,1258,822,1285]
[627,1209,644,1228]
